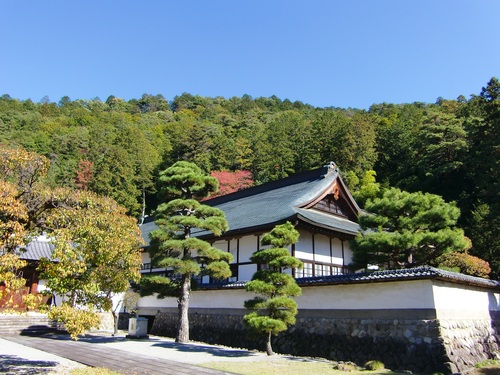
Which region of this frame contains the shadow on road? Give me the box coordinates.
[0,354,58,374]
[150,340,255,358]
[31,332,256,359]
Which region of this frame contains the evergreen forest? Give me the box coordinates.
[1,78,498,277]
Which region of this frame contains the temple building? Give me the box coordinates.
[139,162,361,283]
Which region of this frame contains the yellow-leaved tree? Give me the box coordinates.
[0,146,143,338]
[0,147,47,311]
[39,188,143,338]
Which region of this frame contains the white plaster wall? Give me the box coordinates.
[138,280,437,312]
[315,234,330,261]
[212,240,227,252]
[136,276,500,323]
[191,289,248,309]
[229,238,238,261]
[138,294,178,309]
[332,238,343,259]
[239,235,257,262]
[432,281,500,319]
[239,264,256,281]
[296,230,312,260]
[295,250,314,261]
[137,289,249,310]
[343,241,353,265]
[296,280,436,310]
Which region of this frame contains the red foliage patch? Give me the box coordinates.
[207,170,253,199]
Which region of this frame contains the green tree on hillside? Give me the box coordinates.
[140,161,233,343]
[348,169,381,208]
[244,222,303,356]
[370,103,424,190]
[462,78,500,278]
[353,188,468,270]
[413,111,468,203]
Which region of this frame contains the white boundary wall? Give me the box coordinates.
[138,278,500,318]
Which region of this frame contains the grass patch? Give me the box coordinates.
[68,368,124,375]
[475,359,500,368]
[200,358,408,375]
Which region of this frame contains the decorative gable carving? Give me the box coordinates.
[312,194,347,217]
[301,177,359,222]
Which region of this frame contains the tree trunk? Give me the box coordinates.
[140,186,146,225]
[266,332,274,356]
[176,274,191,343]
[407,250,413,267]
[111,310,118,336]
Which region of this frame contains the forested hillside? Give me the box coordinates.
[1,78,498,276]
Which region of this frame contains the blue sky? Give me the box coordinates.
[1,1,499,109]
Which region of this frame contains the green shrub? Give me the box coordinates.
[364,360,385,371]
[333,361,358,372]
[436,251,491,278]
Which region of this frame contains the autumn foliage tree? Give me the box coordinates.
[74,159,94,190]
[434,251,491,278]
[208,170,253,198]
[39,189,143,338]
[0,146,143,337]
[0,181,28,310]
[0,147,49,311]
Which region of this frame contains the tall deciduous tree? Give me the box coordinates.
[141,161,232,343]
[0,180,30,310]
[244,222,303,356]
[0,146,143,337]
[0,148,49,310]
[353,188,468,270]
[39,189,143,338]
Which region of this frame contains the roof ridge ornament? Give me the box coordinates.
[324,161,338,174]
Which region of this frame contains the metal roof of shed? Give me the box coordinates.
[16,240,54,261]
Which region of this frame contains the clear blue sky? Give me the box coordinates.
[1,1,499,109]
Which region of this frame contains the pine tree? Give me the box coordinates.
[141,161,232,343]
[244,222,303,355]
[353,188,469,270]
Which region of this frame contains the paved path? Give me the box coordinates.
[3,334,240,375]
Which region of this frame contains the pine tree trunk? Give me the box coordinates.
[176,274,191,343]
[266,332,274,356]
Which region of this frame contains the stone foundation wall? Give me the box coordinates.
[90,312,115,333]
[151,311,500,374]
[439,319,500,373]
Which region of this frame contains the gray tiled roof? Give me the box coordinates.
[16,241,54,261]
[200,266,500,290]
[294,208,360,235]
[141,164,360,245]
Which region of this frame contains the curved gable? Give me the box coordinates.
[299,168,361,222]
